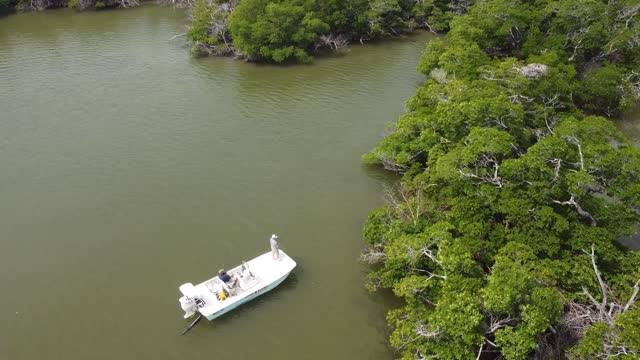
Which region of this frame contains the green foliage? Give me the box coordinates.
[188,0,218,45]
[0,0,17,11]
[577,64,629,117]
[363,0,640,358]
[483,244,563,359]
[315,0,370,35]
[187,0,479,62]
[367,0,402,37]
[482,242,539,315]
[362,207,393,245]
[552,0,610,59]
[225,0,452,62]
[228,0,329,62]
[432,291,485,356]
[570,309,640,359]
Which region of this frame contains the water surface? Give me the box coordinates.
[0,7,435,360]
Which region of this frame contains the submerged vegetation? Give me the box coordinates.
[362,0,640,358]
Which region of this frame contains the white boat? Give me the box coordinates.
[178,250,296,321]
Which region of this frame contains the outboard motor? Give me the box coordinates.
[194,297,206,308]
[179,296,198,318]
[178,282,203,318]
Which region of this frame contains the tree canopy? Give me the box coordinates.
[187,0,471,62]
[228,0,329,62]
[363,0,640,358]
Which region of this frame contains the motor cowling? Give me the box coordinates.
[179,283,201,318]
[179,296,198,318]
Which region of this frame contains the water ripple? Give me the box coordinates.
[0,7,435,360]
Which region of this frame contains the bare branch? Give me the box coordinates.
[170,33,187,40]
[589,244,608,310]
[582,287,601,307]
[623,279,640,311]
[415,323,442,338]
[421,19,438,34]
[508,94,534,104]
[564,136,584,170]
[457,155,504,187]
[383,182,429,226]
[315,34,349,52]
[546,158,562,182]
[565,27,590,61]
[413,268,447,280]
[487,315,516,334]
[624,71,640,99]
[553,194,597,226]
[562,246,640,357]
[422,248,442,267]
[359,248,387,264]
[618,3,640,29]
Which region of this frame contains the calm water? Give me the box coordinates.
[0,6,435,360]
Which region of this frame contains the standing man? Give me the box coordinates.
[270,234,280,260]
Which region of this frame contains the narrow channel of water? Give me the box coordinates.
[0,6,435,359]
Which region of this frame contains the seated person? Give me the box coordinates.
[218,269,239,288]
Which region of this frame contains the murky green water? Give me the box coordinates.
[0,6,435,360]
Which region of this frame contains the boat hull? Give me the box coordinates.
[205,270,291,320]
[178,250,296,321]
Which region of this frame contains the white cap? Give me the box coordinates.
[271,234,278,239]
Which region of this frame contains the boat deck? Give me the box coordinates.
[182,250,296,319]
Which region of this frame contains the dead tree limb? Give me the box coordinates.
[546,158,562,182]
[564,136,584,170]
[415,324,442,338]
[457,155,504,187]
[561,245,640,358]
[623,279,640,311]
[553,194,597,226]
